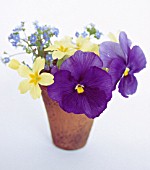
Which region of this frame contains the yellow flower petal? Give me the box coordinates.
[30,84,41,99]
[108,32,118,42]
[52,51,65,60]
[18,65,32,78]
[39,73,54,86]
[32,57,45,74]
[90,44,100,56]
[66,49,76,56]
[18,79,30,94]
[8,59,20,70]
[45,44,58,51]
[76,36,99,55]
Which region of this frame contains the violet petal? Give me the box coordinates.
[47,70,77,102]
[60,50,103,81]
[51,66,59,75]
[108,58,126,90]
[119,31,130,60]
[80,66,113,101]
[99,41,124,67]
[118,74,138,98]
[60,86,108,119]
[128,45,146,74]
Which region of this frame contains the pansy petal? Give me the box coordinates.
[32,57,45,74]
[18,65,32,78]
[61,50,103,81]
[99,41,124,67]
[119,31,130,59]
[118,74,138,98]
[60,86,108,119]
[80,67,113,101]
[51,66,59,75]
[82,87,108,118]
[128,46,146,73]
[18,79,30,94]
[47,70,77,102]
[108,58,126,90]
[30,84,42,99]
[60,91,85,115]
[39,73,54,86]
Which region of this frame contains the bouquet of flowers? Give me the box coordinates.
[1,22,146,119]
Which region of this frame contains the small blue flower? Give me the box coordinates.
[11,42,17,47]
[2,57,10,64]
[81,31,88,38]
[33,21,39,29]
[46,54,53,61]
[75,32,80,37]
[13,27,22,32]
[41,25,50,31]
[51,27,59,37]
[43,32,50,42]
[12,22,24,33]
[8,33,20,43]
[95,30,102,39]
[8,33,20,47]
[89,23,95,27]
[30,34,37,44]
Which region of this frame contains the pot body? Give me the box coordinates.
[41,86,94,150]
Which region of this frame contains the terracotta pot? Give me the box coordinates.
[41,86,94,150]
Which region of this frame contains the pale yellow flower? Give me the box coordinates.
[108,31,120,42]
[8,59,21,70]
[45,37,76,60]
[17,57,54,99]
[75,36,99,56]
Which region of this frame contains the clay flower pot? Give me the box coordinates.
[41,86,94,150]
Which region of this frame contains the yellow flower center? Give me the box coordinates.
[58,46,68,52]
[103,67,109,72]
[75,84,84,94]
[124,67,130,76]
[29,72,41,85]
[76,43,81,50]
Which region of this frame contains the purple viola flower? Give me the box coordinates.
[47,50,113,118]
[99,31,146,97]
[51,65,59,75]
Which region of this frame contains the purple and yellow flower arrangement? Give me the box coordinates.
[1,22,146,119]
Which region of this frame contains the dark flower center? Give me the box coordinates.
[75,84,84,94]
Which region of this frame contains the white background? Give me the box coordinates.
[0,0,150,170]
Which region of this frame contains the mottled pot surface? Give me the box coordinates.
[41,86,94,150]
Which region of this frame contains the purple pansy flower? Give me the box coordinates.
[100,31,146,97]
[47,50,113,118]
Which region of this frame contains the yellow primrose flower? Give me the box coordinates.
[17,57,54,99]
[76,36,99,56]
[8,59,21,70]
[45,37,76,60]
[108,31,120,42]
